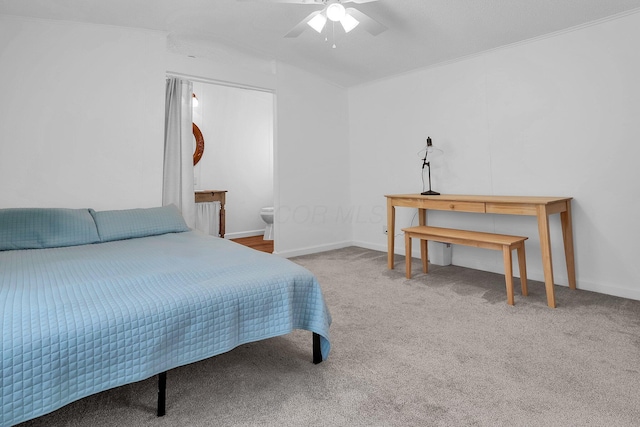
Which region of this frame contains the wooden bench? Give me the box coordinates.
[402,226,528,305]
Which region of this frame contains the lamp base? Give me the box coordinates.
[421,190,440,196]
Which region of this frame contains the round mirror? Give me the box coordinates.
[193,123,204,165]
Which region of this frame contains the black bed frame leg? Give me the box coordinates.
[156,335,318,416]
[312,332,322,365]
[157,371,167,417]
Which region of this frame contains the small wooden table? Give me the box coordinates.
[386,194,576,308]
[195,190,227,238]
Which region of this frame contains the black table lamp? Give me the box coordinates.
[421,137,443,195]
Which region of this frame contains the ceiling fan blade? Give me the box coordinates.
[237,0,322,3]
[345,7,387,36]
[284,10,323,38]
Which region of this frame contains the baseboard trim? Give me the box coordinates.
[275,241,352,258]
[564,278,640,302]
[224,230,265,240]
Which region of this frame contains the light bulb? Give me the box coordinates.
[326,3,346,22]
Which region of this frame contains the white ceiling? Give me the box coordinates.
[2,0,640,87]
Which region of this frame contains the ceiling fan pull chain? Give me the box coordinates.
[332,21,337,48]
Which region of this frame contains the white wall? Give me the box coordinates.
[0,15,352,257]
[166,53,352,255]
[274,63,352,256]
[0,17,166,210]
[5,12,639,300]
[192,82,274,237]
[349,12,640,300]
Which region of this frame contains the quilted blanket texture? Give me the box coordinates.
[0,232,331,426]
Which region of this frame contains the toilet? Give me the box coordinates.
[260,207,274,240]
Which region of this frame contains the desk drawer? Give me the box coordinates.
[426,201,486,213]
[486,203,537,215]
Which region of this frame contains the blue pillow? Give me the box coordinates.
[90,205,190,242]
[0,208,100,251]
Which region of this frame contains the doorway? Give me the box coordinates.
[191,81,274,244]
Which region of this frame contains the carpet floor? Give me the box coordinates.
[17,247,640,426]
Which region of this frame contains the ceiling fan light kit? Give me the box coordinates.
[240,0,386,40]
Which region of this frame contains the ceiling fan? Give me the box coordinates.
[239,0,387,38]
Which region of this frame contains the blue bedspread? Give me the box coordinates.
[0,232,331,426]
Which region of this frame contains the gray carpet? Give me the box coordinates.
[17,247,640,427]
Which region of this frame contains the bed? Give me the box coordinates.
[0,206,331,426]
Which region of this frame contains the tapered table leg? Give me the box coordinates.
[561,200,577,290]
[387,199,395,269]
[536,205,556,308]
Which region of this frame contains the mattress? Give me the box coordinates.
[0,231,331,426]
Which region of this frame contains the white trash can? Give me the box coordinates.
[429,241,452,266]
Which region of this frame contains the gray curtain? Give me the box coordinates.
[163,77,195,228]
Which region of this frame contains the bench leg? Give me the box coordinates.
[517,243,528,296]
[405,233,412,279]
[421,239,428,274]
[502,246,515,306]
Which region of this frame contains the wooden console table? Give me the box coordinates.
[386,194,576,308]
[195,190,227,238]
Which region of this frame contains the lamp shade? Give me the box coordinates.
[308,13,327,33]
[326,3,346,22]
[420,137,443,158]
[341,13,359,33]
